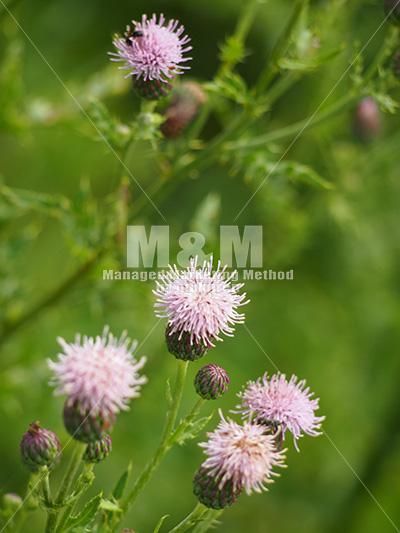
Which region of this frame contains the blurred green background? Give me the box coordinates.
[1,0,400,531]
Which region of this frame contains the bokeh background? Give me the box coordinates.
[1,0,400,531]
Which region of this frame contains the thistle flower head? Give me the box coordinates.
[48,327,147,419]
[199,412,286,495]
[154,257,249,347]
[84,434,112,464]
[237,373,324,450]
[20,422,61,472]
[194,364,230,400]
[109,13,192,83]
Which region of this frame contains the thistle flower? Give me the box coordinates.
[84,434,112,464]
[194,364,230,400]
[20,422,61,472]
[198,413,286,496]
[193,467,242,509]
[48,328,147,422]
[154,257,248,353]
[353,97,381,143]
[161,81,206,138]
[237,373,324,450]
[109,14,192,99]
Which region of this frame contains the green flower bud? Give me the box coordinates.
[165,325,209,361]
[194,364,230,400]
[133,78,172,100]
[84,434,112,463]
[63,401,115,443]
[193,467,242,509]
[20,422,61,472]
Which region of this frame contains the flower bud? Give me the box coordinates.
[353,97,381,142]
[194,364,230,400]
[165,325,209,361]
[161,82,206,138]
[63,401,115,443]
[2,493,22,512]
[384,0,400,24]
[193,467,242,509]
[133,78,172,100]
[20,422,61,472]
[84,434,112,463]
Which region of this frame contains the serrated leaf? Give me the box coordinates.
[153,514,169,533]
[173,413,214,446]
[112,462,132,500]
[65,492,102,531]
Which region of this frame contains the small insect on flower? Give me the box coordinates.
[198,412,286,497]
[48,327,147,424]
[237,373,324,451]
[154,257,249,358]
[109,14,192,99]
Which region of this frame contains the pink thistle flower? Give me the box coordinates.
[109,13,192,83]
[48,327,147,419]
[237,373,324,450]
[199,412,286,495]
[154,257,249,347]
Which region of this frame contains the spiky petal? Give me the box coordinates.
[48,328,147,419]
[237,373,324,450]
[199,412,286,495]
[109,13,192,83]
[154,257,249,347]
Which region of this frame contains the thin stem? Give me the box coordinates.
[168,503,207,533]
[119,361,189,518]
[256,0,308,93]
[55,463,95,532]
[225,93,356,151]
[56,442,85,505]
[47,442,85,531]
[41,471,57,533]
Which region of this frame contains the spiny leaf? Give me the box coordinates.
[64,492,102,531]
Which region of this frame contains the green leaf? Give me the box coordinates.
[86,99,131,150]
[173,413,214,446]
[153,514,169,533]
[112,462,132,500]
[99,499,121,513]
[65,492,102,531]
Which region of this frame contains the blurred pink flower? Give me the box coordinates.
[199,412,286,495]
[48,328,147,418]
[237,373,324,450]
[109,13,192,82]
[154,257,249,346]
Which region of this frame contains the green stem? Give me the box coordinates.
[168,503,207,533]
[56,463,95,532]
[41,471,57,533]
[119,360,189,517]
[225,93,356,151]
[256,0,308,93]
[47,442,85,531]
